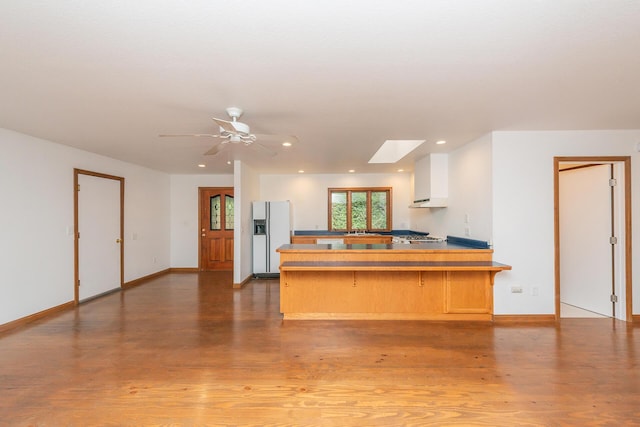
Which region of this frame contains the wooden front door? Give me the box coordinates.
[199,187,234,271]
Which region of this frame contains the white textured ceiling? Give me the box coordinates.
[1,1,639,174]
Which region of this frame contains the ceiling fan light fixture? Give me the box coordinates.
[228,135,243,144]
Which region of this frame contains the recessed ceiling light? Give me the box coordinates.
[348,169,355,173]
[226,160,231,165]
[198,164,206,168]
[368,140,425,163]
[298,169,305,173]
[397,169,404,172]
[436,140,447,145]
[282,141,292,147]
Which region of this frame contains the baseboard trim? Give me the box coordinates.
[233,274,253,289]
[0,301,75,335]
[632,315,639,323]
[493,314,557,323]
[170,267,199,273]
[122,268,171,289]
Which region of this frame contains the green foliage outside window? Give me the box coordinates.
[371,191,388,229]
[331,192,347,229]
[329,188,391,232]
[351,192,367,230]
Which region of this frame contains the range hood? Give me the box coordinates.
[410,153,448,208]
[410,197,448,208]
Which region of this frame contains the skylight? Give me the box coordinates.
[368,140,425,164]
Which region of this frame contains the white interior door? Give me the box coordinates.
[78,174,121,301]
[559,164,613,317]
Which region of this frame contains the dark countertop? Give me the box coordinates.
[278,242,490,252]
[293,229,424,236]
[291,232,491,249]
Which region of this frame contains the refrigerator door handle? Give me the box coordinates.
[265,202,270,272]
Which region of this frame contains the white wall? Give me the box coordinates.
[235,161,260,285]
[0,128,171,325]
[259,173,413,231]
[492,130,640,315]
[410,134,493,239]
[124,166,171,281]
[169,174,234,268]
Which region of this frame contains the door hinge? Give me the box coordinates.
[77,184,80,191]
[609,178,617,187]
[78,280,80,287]
[610,236,618,245]
[610,294,618,303]
[77,232,80,239]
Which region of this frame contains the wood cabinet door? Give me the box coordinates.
[290,236,317,244]
[444,271,492,313]
[199,187,234,271]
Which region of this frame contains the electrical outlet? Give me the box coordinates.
[465,226,471,236]
[511,286,523,294]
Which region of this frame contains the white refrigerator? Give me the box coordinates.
[252,201,291,277]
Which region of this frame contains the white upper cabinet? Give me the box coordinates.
[411,153,448,208]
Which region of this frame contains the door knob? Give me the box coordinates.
[116,238,122,243]
[201,228,205,232]
[201,233,205,237]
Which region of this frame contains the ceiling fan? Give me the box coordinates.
[160,107,297,156]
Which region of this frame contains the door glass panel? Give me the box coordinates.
[351,191,367,230]
[371,191,388,230]
[210,195,221,230]
[225,196,234,230]
[331,191,347,230]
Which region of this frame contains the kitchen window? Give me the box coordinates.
[328,187,392,232]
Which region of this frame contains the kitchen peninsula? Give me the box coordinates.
[291,234,392,244]
[277,238,511,321]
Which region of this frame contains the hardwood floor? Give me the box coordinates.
[561,303,609,318]
[0,272,638,426]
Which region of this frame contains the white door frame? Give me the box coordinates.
[74,169,124,304]
[554,156,632,321]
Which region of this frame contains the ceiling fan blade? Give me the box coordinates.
[212,117,236,133]
[203,142,225,156]
[159,134,221,138]
[254,134,298,145]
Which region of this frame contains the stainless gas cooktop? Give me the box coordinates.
[392,235,446,244]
